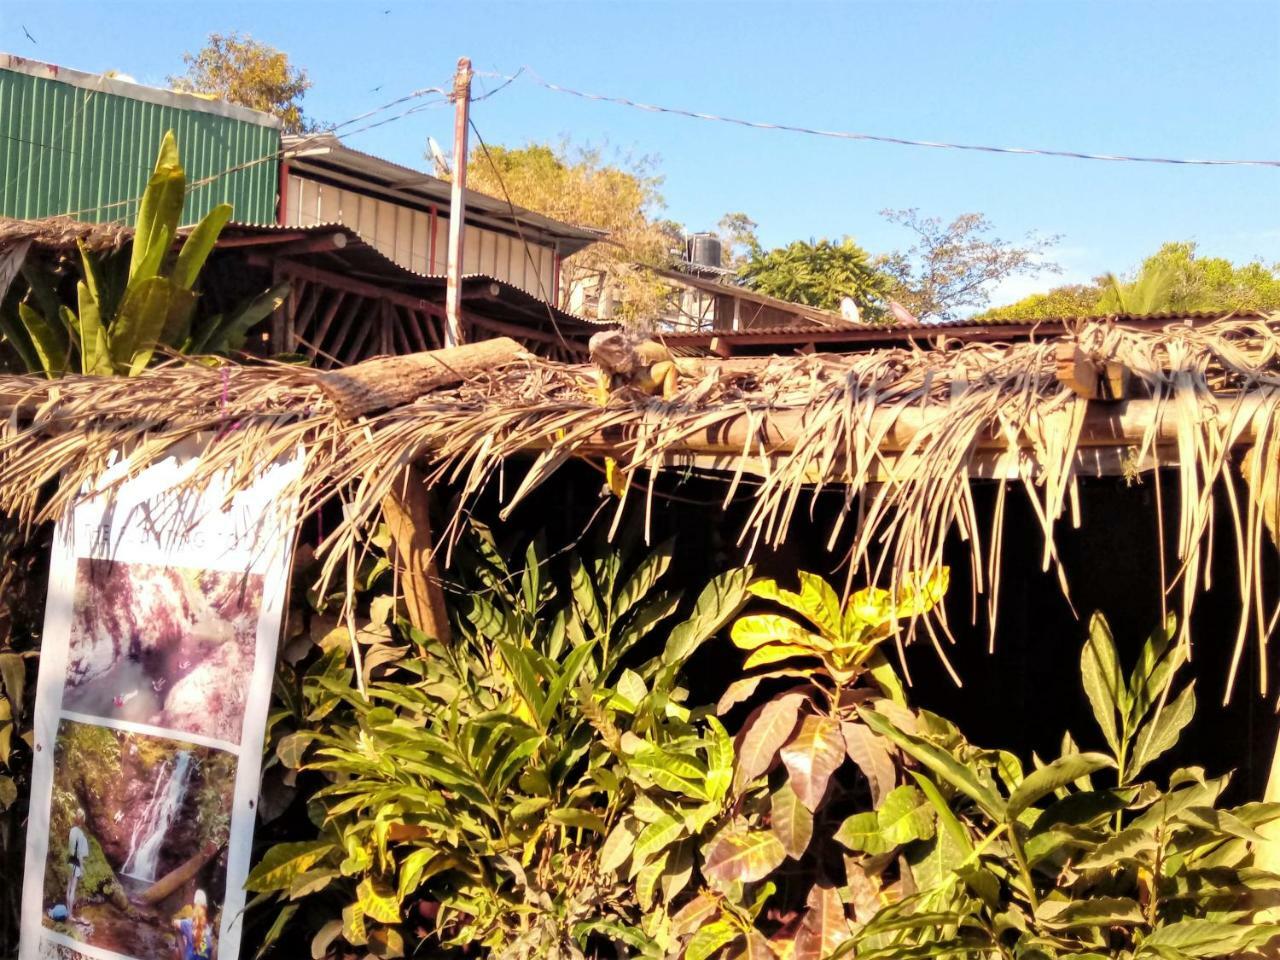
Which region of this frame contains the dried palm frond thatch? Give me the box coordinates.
[0,216,133,254]
[1,312,1279,697]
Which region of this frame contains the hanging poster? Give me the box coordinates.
[19,444,302,960]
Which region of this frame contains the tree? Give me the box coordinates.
[739,237,893,317]
[974,283,1102,320]
[714,211,761,272]
[879,209,1059,321]
[170,33,314,134]
[982,242,1280,318]
[1101,242,1280,314]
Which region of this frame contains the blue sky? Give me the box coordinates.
[3,0,1278,305]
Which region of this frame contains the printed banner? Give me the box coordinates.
[19,444,302,960]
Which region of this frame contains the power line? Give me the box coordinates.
[484,67,1280,170]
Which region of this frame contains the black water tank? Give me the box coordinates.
[686,232,723,268]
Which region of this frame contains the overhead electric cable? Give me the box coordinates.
[483,67,1280,169]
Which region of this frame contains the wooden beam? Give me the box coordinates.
[316,336,526,419]
[1056,344,1131,401]
[247,257,449,318]
[381,465,452,644]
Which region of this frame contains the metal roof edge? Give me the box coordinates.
[0,53,283,128]
[282,134,606,251]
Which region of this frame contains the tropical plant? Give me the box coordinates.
[660,568,949,958]
[247,526,753,958]
[1,131,288,377]
[839,612,1280,960]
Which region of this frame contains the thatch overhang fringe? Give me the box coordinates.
[2,313,1280,696]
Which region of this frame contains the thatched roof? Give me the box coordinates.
[0,216,133,254]
[3,312,1280,693]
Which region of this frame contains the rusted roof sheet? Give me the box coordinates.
[661,310,1267,353]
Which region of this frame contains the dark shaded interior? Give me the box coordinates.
[479,459,1280,803]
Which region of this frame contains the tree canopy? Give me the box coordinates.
[739,237,892,316]
[877,209,1059,321]
[463,141,679,323]
[170,33,314,134]
[982,242,1280,319]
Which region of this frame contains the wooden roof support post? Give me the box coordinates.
[382,466,452,646]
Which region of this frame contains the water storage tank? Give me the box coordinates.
[686,232,723,269]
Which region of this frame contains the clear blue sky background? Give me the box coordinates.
[3,0,1278,305]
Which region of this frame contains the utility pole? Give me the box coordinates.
[444,56,472,348]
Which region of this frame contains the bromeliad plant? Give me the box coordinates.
[1,130,287,377]
[839,613,1280,960]
[247,526,754,959]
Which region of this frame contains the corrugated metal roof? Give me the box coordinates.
[0,55,281,225]
[283,134,605,255]
[214,220,607,332]
[661,310,1269,353]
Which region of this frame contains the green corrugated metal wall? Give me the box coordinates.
[0,68,280,225]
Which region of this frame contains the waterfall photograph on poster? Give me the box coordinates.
[39,720,233,960]
[62,558,263,745]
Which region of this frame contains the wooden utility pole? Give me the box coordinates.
[444,56,472,348]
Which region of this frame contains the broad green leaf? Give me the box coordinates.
[1007,752,1114,819]
[1139,919,1280,957]
[356,877,401,924]
[1128,683,1195,782]
[0,775,16,810]
[744,642,824,670]
[861,707,1006,819]
[705,715,735,800]
[0,653,25,719]
[173,202,231,290]
[615,540,673,621]
[770,780,814,858]
[276,731,317,769]
[686,921,739,960]
[397,847,447,901]
[877,784,937,845]
[1081,613,1124,754]
[662,567,752,666]
[731,614,823,651]
[1035,896,1143,929]
[0,303,41,374]
[734,691,806,793]
[110,275,173,373]
[1074,827,1156,870]
[703,825,786,884]
[1128,614,1179,725]
[749,574,841,640]
[570,555,605,634]
[912,771,974,860]
[550,808,607,833]
[835,811,894,855]
[635,849,668,910]
[661,839,694,902]
[17,303,69,378]
[600,818,640,873]
[131,131,185,282]
[245,841,336,892]
[780,714,846,811]
[634,813,686,865]
[842,720,896,806]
